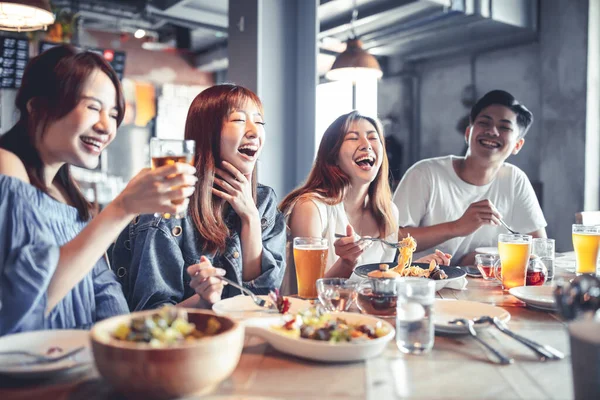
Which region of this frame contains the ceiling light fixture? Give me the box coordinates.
[325,4,382,82]
[134,28,146,39]
[0,0,55,32]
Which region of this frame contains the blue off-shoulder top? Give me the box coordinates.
[0,174,128,335]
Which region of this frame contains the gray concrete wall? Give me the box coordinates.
[539,0,589,251]
[380,0,589,251]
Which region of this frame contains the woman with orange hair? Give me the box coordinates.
[280,111,450,293]
[113,84,286,310]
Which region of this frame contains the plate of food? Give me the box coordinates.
[0,329,92,378]
[354,262,466,291]
[433,299,511,334]
[508,286,557,311]
[212,291,312,320]
[243,307,395,362]
[353,235,466,291]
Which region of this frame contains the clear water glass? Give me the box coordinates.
[532,238,555,281]
[316,278,358,312]
[395,278,436,355]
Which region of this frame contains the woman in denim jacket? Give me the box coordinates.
[113,84,286,310]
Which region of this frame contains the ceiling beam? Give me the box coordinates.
[147,5,227,32]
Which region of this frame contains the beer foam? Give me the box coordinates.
[294,244,328,251]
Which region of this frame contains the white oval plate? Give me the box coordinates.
[509,285,557,311]
[212,295,312,320]
[475,247,499,255]
[0,330,92,378]
[244,312,395,362]
[434,299,511,334]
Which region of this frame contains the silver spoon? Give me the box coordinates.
[449,318,513,365]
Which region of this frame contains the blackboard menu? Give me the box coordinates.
[0,37,29,89]
[39,41,126,80]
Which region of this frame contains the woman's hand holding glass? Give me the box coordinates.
[212,161,258,221]
[113,163,197,217]
[187,256,227,305]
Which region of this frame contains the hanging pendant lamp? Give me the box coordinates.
[0,0,55,32]
[325,5,382,82]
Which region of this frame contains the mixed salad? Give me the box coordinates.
[112,306,221,347]
[272,307,389,343]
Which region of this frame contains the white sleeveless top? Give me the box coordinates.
[309,199,399,271]
[281,196,399,295]
[280,195,399,295]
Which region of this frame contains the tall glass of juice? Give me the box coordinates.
[572,224,600,275]
[497,234,532,290]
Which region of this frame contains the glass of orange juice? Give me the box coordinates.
[497,234,532,290]
[293,237,328,299]
[572,224,600,275]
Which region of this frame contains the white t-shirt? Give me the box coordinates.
[280,195,399,294]
[392,156,547,262]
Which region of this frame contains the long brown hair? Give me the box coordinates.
[0,45,125,221]
[280,110,396,237]
[185,84,262,253]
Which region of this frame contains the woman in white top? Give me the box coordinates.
[279,111,450,294]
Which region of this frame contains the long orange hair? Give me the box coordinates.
[280,110,396,237]
[185,84,262,253]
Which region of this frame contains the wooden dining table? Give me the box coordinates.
[0,254,578,400]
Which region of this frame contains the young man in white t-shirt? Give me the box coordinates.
[392,90,547,266]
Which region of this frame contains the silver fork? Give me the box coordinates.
[334,233,407,249]
[473,316,564,361]
[499,219,519,235]
[0,346,85,366]
[218,276,273,309]
[449,318,513,365]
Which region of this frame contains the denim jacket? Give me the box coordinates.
[112,184,286,311]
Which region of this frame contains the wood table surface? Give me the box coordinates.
[0,253,578,400]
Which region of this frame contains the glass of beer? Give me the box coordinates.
[572,224,600,275]
[293,237,328,299]
[150,138,196,219]
[497,234,532,290]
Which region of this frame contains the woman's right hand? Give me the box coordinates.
[113,163,197,216]
[334,224,369,268]
[187,256,227,305]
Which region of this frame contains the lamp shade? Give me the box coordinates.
[0,0,55,32]
[325,38,382,81]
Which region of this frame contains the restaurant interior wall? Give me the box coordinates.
[378,0,589,251]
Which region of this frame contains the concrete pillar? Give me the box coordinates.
[228,0,318,198]
[539,0,589,250]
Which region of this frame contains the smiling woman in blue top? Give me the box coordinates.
[0,45,196,335]
[112,84,286,311]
